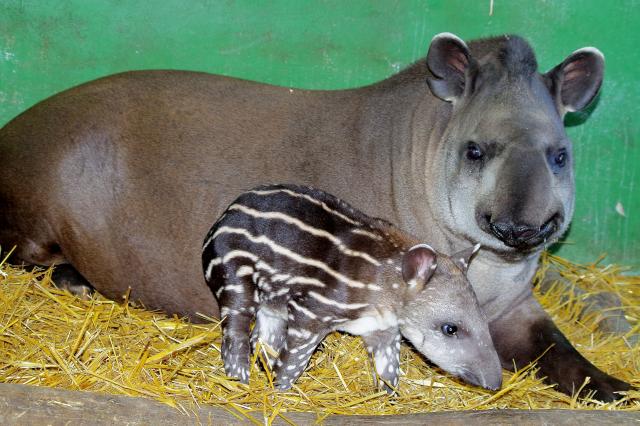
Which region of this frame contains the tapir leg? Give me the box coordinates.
[0,208,91,297]
[490,294,631,401]
[218,275,259,384]
[361,329,402,394]
[272,306,330,390]
[251,301,288,368]
[220,309,253,384]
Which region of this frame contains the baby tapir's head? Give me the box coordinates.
[397,244,502,390]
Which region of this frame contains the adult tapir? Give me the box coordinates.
[0,33,630,400]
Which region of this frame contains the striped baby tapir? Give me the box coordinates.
[202,184,503,392]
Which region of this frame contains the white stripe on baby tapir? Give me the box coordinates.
[284,276,326,288]
[235,265,254,277]
[250,188,362,226]
[288,299,318,319]
[271,273,291,282]
[256,260,277,274]
[228,203,381,266]
[204,249,259,280]
[222,284,245,294]
[270,287,290,298]
[350,227,383,240]
[211,226,382,291]
[307,291,370,310]
[287,327,312,339]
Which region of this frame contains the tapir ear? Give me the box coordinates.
[426,32,475,102]
[451,243,481,273]
[402,244,437,292]
[544,47,604,115]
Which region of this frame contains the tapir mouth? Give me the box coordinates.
[479,213,561,251]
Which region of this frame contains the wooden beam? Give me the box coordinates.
[0,383,638,425]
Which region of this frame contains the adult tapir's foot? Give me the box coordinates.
[490,294,632,402]
[51,264,94,299]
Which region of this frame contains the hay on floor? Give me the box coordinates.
[0,250,638,423]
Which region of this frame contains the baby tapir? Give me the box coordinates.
[202,184,502,392]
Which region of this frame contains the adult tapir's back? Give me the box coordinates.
[0,69,409,317]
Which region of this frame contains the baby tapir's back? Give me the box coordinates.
[203,184,402,307]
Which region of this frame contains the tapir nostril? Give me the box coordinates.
[489,221,512,241]
[486,213,561,249]
[489,221,544,247]
[512,226,538,241]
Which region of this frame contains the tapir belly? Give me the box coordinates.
[0,70,393,319]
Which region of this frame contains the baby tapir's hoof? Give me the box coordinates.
[224,365,249,384]
[221,336,250,384]
[363,330,402,395]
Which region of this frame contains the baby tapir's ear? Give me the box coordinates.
[402,244,438,291]
[451,243,481,273]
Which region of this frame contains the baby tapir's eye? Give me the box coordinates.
[441,323,458,336]
[465,142,484,161]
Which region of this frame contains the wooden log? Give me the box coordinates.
[0,383,638,425]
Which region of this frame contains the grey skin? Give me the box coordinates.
[0,33,630,400]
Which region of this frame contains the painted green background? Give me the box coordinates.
[1,0,638,269]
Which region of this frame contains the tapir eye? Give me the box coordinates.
[441,323,458,336]
[554,149,567,167]
[465,142,484,161]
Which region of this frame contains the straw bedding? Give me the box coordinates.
[0,249,638,423]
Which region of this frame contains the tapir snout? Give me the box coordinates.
[473,140,569,251]
[460,355,503,391]
[479,212,561,249]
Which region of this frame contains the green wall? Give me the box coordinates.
[1,0,638,269]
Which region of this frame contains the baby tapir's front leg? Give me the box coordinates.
[361,329,402,394]
[272,301,331,390]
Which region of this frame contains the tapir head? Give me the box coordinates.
[425,33,604,256]
[399,244,502,390]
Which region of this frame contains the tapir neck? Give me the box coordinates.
[368,81,455,251]
[468,250,541,320]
